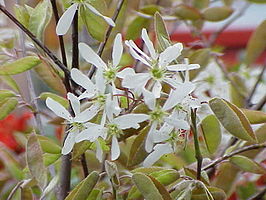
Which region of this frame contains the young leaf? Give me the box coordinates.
[65,171,99,200]
[230,155,266,174]
[0,56,41,75]
[201,115,221,154]
[0,97,18,120]
[37,135,61,154]
[14,4,30,27]
[0,75,20,93]
[132,172,171,200]
[229,73,247,108]
[193,0,210,9]
[245,20,266,65]
[209,98,257,142]
[175,4,202,20]
[247,0,266,3]
[203,6,233,22]
[43,153,60,166]
[191,186,226,200]
[39,92,69,108]
[28,0,52,41]
[126,17,150,40]
[0,90,16,101]
[154,12,171,51]
[241,109,266,124]
[40,175,59,199]
[26,133,47,190]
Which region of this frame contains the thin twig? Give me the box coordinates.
[58,154,72,200]
[7,181,23,200]
[0,5,70,78]
[208,3,250,46]
[72,11,79,69]
[191,108,202,180]
[252,94,266,110]
[81,154,89,177]
[246,63,266,107]
[88,0,125,78]
[203,143,266,171]
[50,0,71,92]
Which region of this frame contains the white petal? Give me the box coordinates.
[152,81,162,98]
[142,89,156,110]
[85,3,115,27]
[116,67,135,79]
[127,40,151,61]
[164,117,189,130]
[74,104,99,123]
[95,69,106,93]
[159,43,183,67]
[105,94,114,121]
[167,64,200,72]
[62,131,76,155]
[71,69,97,95]
[143,143,173,167]
[111,136,120,160]
[122,73,150,90]
[114,114,149,129]
[141,29,157,60]
[56,3,78,35]
[112,33,123,67]
[153,123,173,143]
[95,140,103,162]
[79,43,107,70]
[125,40,151,67]
[46,97,72,121]
[145,122,157,153]
[0,0,5,6]
[67,92,80,116]
[75,125,105,142]
[163,82,195,111]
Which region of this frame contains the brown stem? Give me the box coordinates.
[72,10,79,69]
[88,0,125,78]
[58,154,72,200]
[0,5,70,78]
[81,154,89,177]
[252,94,266,110]
[203,143,266,171]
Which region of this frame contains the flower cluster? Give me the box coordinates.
[46,29,201,166]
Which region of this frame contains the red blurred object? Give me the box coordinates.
[0,112,32,153]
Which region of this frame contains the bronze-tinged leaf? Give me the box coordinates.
[191,186,226,200]
[245,20,266,65]
[26,133,47,189]
[209,98,257,142]
[241,109,266,124]
[65,171,99,200]
[203,6,233,22]
[175,4,202,20]
[201,115,221,154]
[230,155,266,174]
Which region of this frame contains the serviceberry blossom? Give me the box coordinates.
[56,0,115,35]
[46,93,99,154]
[79,33,123,84]
[121,28,200,98]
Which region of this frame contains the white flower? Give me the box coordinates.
[121,29,200,98]
[56,1,115,35]
[79,33,123,83]
[0,0,5,6]
[46,93,99,154]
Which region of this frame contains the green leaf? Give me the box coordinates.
[193,0,210,9]
[191,187,226,200]
[127,126,149,167]
[28,0,52,41]
[175,4,202,20]
[40,175,59,199]
[247,0,266,3]
[14,4,30,27]
[149,169,180,186]
[80,4,107,42]
[245,20,266,65]
[87,189,103,200]
[39,92,69,108]
[43,153,60,166]
[229,73,247,107]
[203,6,233,22]
[154,12,171,51]
[132,172,171,200]
[0,90,16,101]
[37,135,61,154]
[184,168,210,185]
[0,56,41,75]
[209,98,257,142]
[201,115,221,154]
[34,60,66,95]
[241,109,266,124]
[65,171,99,200]
[26,133,47,189]
[72,141,92,160]
[0,97,18,120]
[0,75,20,93]
[126,17,150,40]
[230,155,266,174]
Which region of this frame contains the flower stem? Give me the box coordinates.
[191,108,202,180]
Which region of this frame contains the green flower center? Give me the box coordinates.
[96,94,106,106]
[150,67,165,80]
[149,108,166,122]
[205,75,215,85]
[107,123,122,136]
